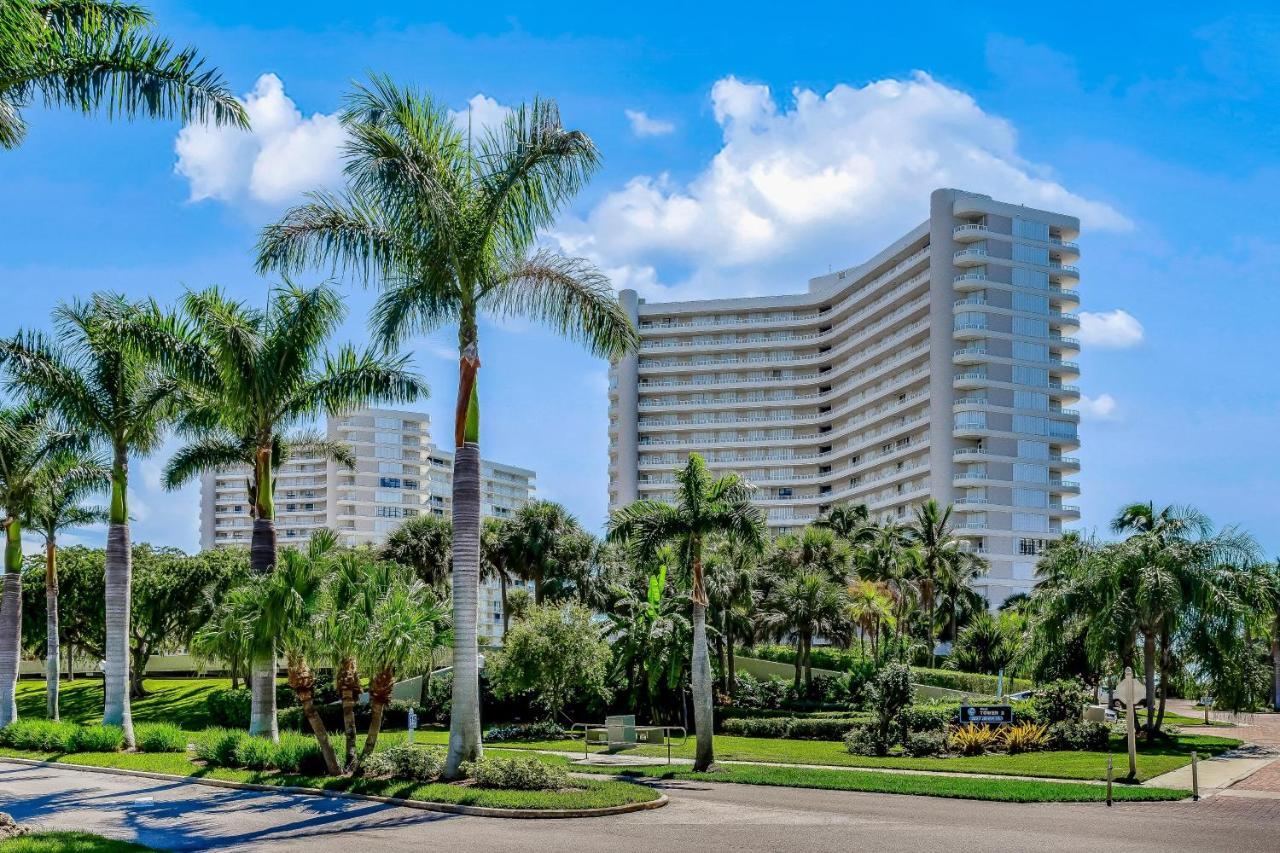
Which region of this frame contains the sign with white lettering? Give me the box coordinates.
[959,704,1013,725]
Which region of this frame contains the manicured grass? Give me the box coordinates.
[0,746,658,811]
[0,832,154,852]
[15,678,236,730]
[569,761,1190,803]
[426,730,1240,783]
[1114,709,1229,728]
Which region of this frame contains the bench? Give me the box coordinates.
[571,715,688,763]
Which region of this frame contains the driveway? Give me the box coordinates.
[4,761,1280,852]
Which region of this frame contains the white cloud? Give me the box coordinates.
[625,109,675,137]
[1078,309,1145,348]
[449,94,511,139]
[175,73,347,205]
[1079,393,1118,420]
[556,72,1132,302]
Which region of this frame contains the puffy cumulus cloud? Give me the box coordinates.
[1078,393,1119,420]
[1078,309,1145,348]
[449,94,512,138]
[556,73,1131,302]
[625,109,675,137]
[175,74,347,205]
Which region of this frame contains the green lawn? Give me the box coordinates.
[0,833,154,852]
[566,761,1190,803]
[15,678,234,730]
[0,746,657,811]
[412,730,1239,784]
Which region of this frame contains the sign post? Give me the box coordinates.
[1115,667,1145,779]
[959,704,1013,726]
[407,708,418,745]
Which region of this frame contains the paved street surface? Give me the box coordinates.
[4,761,1280,853]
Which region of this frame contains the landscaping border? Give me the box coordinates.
[0,757,668,820]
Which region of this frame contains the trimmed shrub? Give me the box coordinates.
[205,688,251,729]
[860,663,914,755]
[364,744,446,781]
[1047,720,1110,751]
[483,721,566,743]
[67,725,124,753]
[136,723,188,753]
[195,728,247,766]
[1032,680,1090,726]
[900,703,956,734]
[1000,722,1049,754]
[843,724,881,757]
[0,720,80,752]
[910,667,1034,695]
[723,716,862,741]
[461,755,569,790]
[270,732,325,774]
[232,735,277,770]
[903,729,949,757]
[948,723,999,756]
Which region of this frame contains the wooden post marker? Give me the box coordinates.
[1115,666,1145,780]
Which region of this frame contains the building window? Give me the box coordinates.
[1012,292,1050,314]
[953,411,986,430]
[1019,538,1049,556]
[1013,341,1049,362]
[1017,440,1050,460]
[1013,218,1050,241]
[1013,512,1049,533]
[379,476,401,489]
[1014,391,1049,411]
[1013,316,1049,338]
[1013,243,1049,265]
[1013,463,1049,484]
[375,506,403,518]
[1013,366,1049,387]
[1013,267,1049,290]
[1014,488,1048,508]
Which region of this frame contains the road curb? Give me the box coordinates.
[0,757,668,820]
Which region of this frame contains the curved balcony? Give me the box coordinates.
[953,223,989,242]
[953,247,989,266]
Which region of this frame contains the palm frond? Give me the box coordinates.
[161,434,246,490]
[286,344,427,423]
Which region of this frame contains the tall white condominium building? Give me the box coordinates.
[199,407,536,638]
[608,189,1082,606]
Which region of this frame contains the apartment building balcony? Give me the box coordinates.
[1050,479,1081,493]
[953,247,989,266]
[637,410,928,452]
[953,497,991,507]
[953,272,989,292]
[952,371,989,390]
[1050,454,1081,470]
[952,223,989,241]
[638,389,928,435]
[1048,262,1080,279]
[1049,504,1082,517]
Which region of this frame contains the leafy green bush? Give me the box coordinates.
[270,732,325,774]
[1047,720,1110,751]
[483,721,566,743]
[722,716,861,740]
[0,720,80,751]
[843,724,881,757]
[195,728,246,766]
[731,673,792,711]
[910,667,1033,695]
[136,723,188,753]
[903,729,949,757]
[1032,680,1089,726]
[205,688,251,728]
[900,703,956,734]
[363,744,445,781]
[67,725,124,753]
[865,663,914,755]
[461,755,569,790]
[232,735,277,770]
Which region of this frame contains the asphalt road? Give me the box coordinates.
[3,761,1279,853]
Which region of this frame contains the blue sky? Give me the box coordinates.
[4,2,1279,554]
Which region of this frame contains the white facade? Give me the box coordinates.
[608,189,1082,606]
[199,407,536,639]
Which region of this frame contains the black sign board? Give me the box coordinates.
[959,704,1013,725]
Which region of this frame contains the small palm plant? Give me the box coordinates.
[0,0,247,149]
[25,449,110,719]
[257,77,638,776]
[607,454,765,771]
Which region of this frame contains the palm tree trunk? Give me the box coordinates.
[691,600,715,772]
[288,660,340,776]
[499,570,510,637]
[803,634,813,689]
[792,639,803,688]
[103,454,135,748]
[726,625,737,698]
[716,629,728,695]
[444,440,483,778]
[337,657,360,771]
[357,667,396,771]
[249,444,279,741]
[1154,623,1171,733]
[0,518,21,727]
[1142,629,1157,734]
[45,538,60,720]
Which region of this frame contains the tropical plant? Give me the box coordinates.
[256,77,638,776]
[148,282,426,739]
[0,0,247,149]
[705,534,761,696]
[948,722,999,756]
[381,514,452,590]
[487,601,612,720]
[479,517,513,634]
[847,580,895,660]
[906,500,965,667]
[1,294,179,746]
[607,453,765,771]
[504,501,582,604]
[22,448,109,719]
[946,611,1023,677]
[758,568,848,689]
[0,406,77,725]
[815,502,873,545]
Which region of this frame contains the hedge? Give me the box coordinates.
[722,716,863,740]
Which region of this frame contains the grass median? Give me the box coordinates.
[0,832,155,852]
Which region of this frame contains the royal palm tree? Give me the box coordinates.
[607,454,765,771]
[1,295,177,746]
[0,0,247,149]
[0,406,76,725]
[906,499,961,667]
[256,77,638,776]
[25,449,109,719]
[147,283,426,739]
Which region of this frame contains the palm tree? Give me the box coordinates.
[0,406,76,725]
[938,550,988,648]
[816,502,873,546]
[760,570,849,688]
[705,535,760,696]
[256,77,638,776]
[0,0,247,149]
[847,580,895,660]
[857,522,917,653]
[906,499,961,667]
[607,453,765,771]
[1110,502,1259,732]
[506,501,580,604]
[480,517,514,635]
[25,449,109,719]
[382,514,452,589]
[148,283,427,739]
[1,295,177,746]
